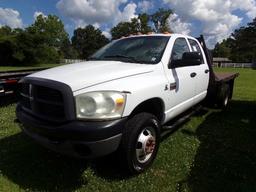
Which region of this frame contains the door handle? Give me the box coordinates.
[190,72,197,78]
[205,69,209,74]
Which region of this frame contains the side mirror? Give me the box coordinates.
[182,52,202,66]
[168,52,202,69]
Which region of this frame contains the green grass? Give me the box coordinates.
[0,68,256,192]
[0,64,64,72]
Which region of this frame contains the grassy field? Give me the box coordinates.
[0,68,255,192]
[0,64,64,72]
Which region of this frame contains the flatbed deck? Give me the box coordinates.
[214,72,239,82]
[196,35,239,107]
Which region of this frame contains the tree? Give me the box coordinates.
[212,39,232,58]
[111,18,144,40]
[61,38,79,59]
[0,27,26,65]
[111,15,153,39]
[150,8,173,33]
[0,26,12,36]
[213,18,256,62]
[15,31,36,64]
[110,9,173,39]
[0,14,70,65]
[138,13,152,34]
[0,35,18,65]
[27,15,69,49]
[72,25,109,59]
[25,14,71,63]
[230,18,256,62]
[111,22,134,39]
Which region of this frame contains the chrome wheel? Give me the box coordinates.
[136,127,156,163]
[224,95,229,106]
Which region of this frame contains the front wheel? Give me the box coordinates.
[120,113,160,174]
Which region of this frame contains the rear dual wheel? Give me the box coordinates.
[217,84,230,109]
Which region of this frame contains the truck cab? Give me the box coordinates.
[16,34,238,174]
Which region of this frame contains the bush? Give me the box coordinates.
[0,36,18,66]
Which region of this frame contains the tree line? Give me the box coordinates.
[213,18,256,63]
[0,15,107,66]
[0,9,172,66]
[0,9,173,66]
[1,8,255,66]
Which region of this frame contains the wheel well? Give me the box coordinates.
[130,98,165,122]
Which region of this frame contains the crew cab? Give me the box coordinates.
[16,34,238,173]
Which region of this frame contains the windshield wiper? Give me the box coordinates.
[103,55,142,63]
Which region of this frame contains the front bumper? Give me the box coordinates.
[16,104,127,158]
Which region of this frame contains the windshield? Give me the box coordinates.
[89,36,170,64]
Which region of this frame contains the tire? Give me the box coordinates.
[120,112,161,174]
[217,84,230,109]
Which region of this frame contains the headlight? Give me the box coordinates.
[75,91,126,120]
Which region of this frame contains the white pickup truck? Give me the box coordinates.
[17,34,238,173]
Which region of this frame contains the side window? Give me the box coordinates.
[171,38,190,64]
[188,39,203,63]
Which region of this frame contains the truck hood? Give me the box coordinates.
[28,61,155,91]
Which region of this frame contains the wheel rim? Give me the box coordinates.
[136,126,156,164]
[224,95,229,106]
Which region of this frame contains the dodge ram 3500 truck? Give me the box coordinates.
[16,34,238,173]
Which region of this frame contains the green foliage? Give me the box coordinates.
[138,13,152,34]
[213,18,256,62]
[25,14,70,63]
[0,35,18,65]
[0,14,71,66]
[111,15,153,39]
[150,8,173,33]
[0,26,12,36]
[61,38,79,59]
[111,20,137,40]
[12,51,25,62]
[0,9,174,66]
[34,45,60,64]
[212,39,232,58]
[230,18,256,62]
[27,15,69,49]
[72,25,109,59]
[110,9,173,39]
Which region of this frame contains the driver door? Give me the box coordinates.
[164,37,197,119]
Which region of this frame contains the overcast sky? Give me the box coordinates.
[0,0,256,48]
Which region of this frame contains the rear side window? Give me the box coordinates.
[188,39,204,64]
[188,39,203,56]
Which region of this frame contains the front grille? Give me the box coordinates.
[36,85,63,103]
[19,82,66,123]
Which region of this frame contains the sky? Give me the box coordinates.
[0,0,256,48]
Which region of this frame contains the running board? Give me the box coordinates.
[161,105,203,139]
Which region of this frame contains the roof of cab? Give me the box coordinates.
[119,33,192,39]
